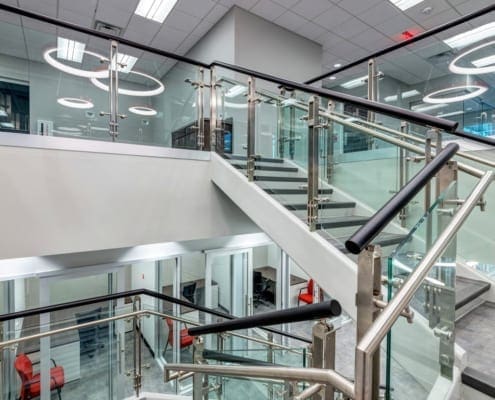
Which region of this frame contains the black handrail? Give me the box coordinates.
[203,350,278,366]
[345,142,459,255]
[305,4,495,85]
[0,288,311,344]
[188,300,341,336]
[0,3,458,134]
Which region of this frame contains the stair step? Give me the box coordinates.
[264,188,333,195]
[254,176,307,182]
[232,164,298,173]
[315,216,369,230]
[456,276,491,310]
[285,201,356,211]
[224,154,284,163]
[321,232,407,254]
[462,367,495,398]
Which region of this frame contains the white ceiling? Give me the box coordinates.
[1,0,492,63]
[0,0,492,84]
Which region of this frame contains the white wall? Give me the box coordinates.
[0,144,260,259]
[233,7,322,82]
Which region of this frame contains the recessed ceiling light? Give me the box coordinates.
[340,75,367,89]
[423,85,487,104]
[333,63,342,68]
[135,0,178,23]
[57,37,86,63]
[0,122,14,128]
[384,95,398,102]
[411,103,447,112]
[444,22,495,49]
[388,0,424,11]
[225,85,246,98]
[57,97,94,109]
[402,89,420,98]
[329,76,337,80]
[113,53,138,74]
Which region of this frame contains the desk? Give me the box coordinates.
[254,266,307,306]
[162,279,218,314]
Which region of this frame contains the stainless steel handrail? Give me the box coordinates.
[163,364,355,398]
[354,170,494,400]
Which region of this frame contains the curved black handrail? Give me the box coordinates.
[345,142,460,254]
[203,350,279,366]
[0,3,457,134]
[305,4,495,85]
[0,288,311,344]
[188,300,341,336]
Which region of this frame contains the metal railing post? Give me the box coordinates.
[132,296,142,398]
[210,67,218,153]
[326,100,335,183]
[197,68,205,150]
[193,336,207,400]
[356,245,382,400]
[312,319,336,400]
[247,76,257,181]
[398,121,408,227]
[308,96,320,231]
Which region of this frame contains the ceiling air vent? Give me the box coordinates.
[94,21,123,37]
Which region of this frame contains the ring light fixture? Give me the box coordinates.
[423,85,487,104]
[90,70,165,97]
[44,48,109,79]
[449,40,495,75]
[128,106,158,116]
[57,97,94,109]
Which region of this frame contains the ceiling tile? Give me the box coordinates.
[274,10,308,31]
[204,4,230,23]
[251,0,286,21]
[375,13,416,36]
[19,0,57,17]
[190,19,215,38]
[272,0,300,7]
[218,0,259,9]
[330,17,369,39]
[296,22,327,41]
[357,2,401,27]
[350,28,395,52]
[292,0,333,20]
[150,25,188,52]
[59,0,98,15]
[95,3,132,28]
[164,9,200,32]
[419,8,461,30]
[338,0,382,15]
[176,0,216,18]
[313,5,353,30]
[125,15,162,44]
[58,8,94,28]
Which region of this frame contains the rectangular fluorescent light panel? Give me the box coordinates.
[444,22,495,49]
[340,75,367,89]
[402,89,420,98]
[111,54,138,74]
[135,0,178,23]
[57,37,85,63]
[388,0,424,11]
[225,85,246,98]
[384,95,398,102]
[437,110,464,118]
[411,103,447,113]
[472,54,495,67]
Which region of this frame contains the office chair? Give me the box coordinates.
[15,353,64,400]
[253,271,268,308]
[298,279,314,306]
[163,317,194,354]
[182,282,197,304]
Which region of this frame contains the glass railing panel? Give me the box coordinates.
[209,375,287,400]
[385,184,457,399]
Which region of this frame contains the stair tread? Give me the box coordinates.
[320,231,407,253]
[462,367,495,398]
[224,154,284,163]
[315,215,369,229]
[263,188,333,195]
[284,201,356,210]
[456,276,491,310]
[232,164,298,173]
[254,176,307,182]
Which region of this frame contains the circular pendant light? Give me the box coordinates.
[423,85,487,104]
[44,48,109,79]
[128,105,157,116]
[90,71,164,97]
[57,97,94,109]
[449,41,495,75]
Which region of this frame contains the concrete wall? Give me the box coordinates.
[0,144,260,260]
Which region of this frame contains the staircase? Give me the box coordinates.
[224,154,407,260]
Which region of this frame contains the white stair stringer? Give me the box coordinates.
[211,153,358,319]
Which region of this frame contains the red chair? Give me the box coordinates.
[164,317,194,354]
[298,279,314,305]
[15,353,64,400]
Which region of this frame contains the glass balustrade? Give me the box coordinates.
[385,183,458,400]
